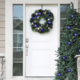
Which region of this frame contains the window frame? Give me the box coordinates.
[13,4,23,76]
[60,4,70,34]
[5,0,78,79]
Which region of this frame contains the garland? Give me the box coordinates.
[30,9,54,33]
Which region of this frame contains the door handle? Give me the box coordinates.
[26,38,29,43]
[26,44,29,48]
[26,44,29,56]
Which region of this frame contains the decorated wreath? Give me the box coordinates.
[30,9,54,33]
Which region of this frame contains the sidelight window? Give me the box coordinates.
[13,4,23,76]
[60,4,70,34]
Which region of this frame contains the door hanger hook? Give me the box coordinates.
[41,4,43,10]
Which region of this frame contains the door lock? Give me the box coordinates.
[26,38,29,43]
[26,44,29,48]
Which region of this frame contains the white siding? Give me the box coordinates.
[0,1,5,53]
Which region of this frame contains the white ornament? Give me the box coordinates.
[36,13,38,15]
[45,12,46,14]
[44,12,46,14]
[31,23,33,25]
[48,27,51,30]
[48,19,50,21]
[37,28,39,30]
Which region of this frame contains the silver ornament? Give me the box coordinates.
[50,18,52,19]
[34,21,36,23]
[75,23,77,25]
[47,24,48,27]
[37,16,39,19]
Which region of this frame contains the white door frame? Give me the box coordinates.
[5,0,78,80]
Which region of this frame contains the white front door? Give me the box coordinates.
[26,4,58,77]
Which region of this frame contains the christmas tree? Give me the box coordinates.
[54,2,80,80]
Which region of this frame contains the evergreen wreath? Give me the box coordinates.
[30,9,54,33]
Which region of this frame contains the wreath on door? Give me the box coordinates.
[30,9,54,33]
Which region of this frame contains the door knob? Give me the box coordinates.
[26,44,29,48]
[26,44,29,56]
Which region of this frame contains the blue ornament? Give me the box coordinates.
[40,26,42,27]
[68,69,71,72]
[74,33,78,37]
[63,56,66,60]
[48,21,52,24]
[78,49,80,52]
[38,12,41,15]
[67,26,71,29]
[36,15,38,17]
[71,15,74,18]
[41,29,44,32]
[46,17,49,19]
[48,13,51,16]
[34,24,37,28]
[58,73,61,76]
[32,17,34,19]
[68,42,71,45]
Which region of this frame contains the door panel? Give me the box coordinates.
[26,4,58,77]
